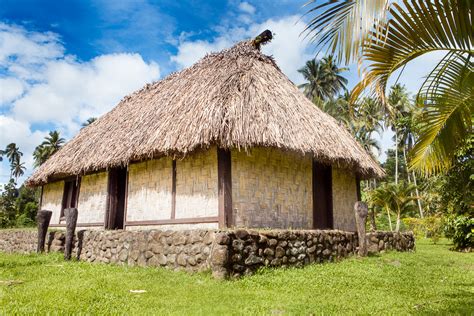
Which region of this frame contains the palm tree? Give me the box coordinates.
[82,117,97,128]
[4,143,22,167]
[11,160,26,181]
[0,148,5,162]
[33,131,66,167]
[298,59,326,104]
[367,181,418,231]
[298,56,348,104]
[320,55,349,98]
[304,0,473,175]
[387,84,411,184]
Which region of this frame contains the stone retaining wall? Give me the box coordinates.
[0,229,415,278]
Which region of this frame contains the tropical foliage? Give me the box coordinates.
[298,55,348,105]
[304,0,473,175]
[33,131,66,167]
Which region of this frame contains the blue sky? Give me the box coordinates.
[0,0,443,185]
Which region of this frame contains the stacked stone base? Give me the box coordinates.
[0,229,415,278]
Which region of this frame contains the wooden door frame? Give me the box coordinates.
[312,161,333,229]
[217,148,232,228]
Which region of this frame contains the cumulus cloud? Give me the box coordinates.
[0,23,161,185]
[0,77,24,105]
[238,2,256,15]
[171,15,313,84]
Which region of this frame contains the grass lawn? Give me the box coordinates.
[0,239,472,315]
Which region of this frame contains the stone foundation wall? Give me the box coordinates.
[0,230,38,253]
[0,229,415,278]
[231,148,313,228]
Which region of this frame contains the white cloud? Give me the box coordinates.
[0,115,47,184]
[0,23,161,185]
[0,77,24,105]
[12,53,160,130]
[171,15,312,84]
[238,2,256,15]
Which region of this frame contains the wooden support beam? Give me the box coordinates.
[171,160,177,219]
[217,148,232,228]
[356,174,362,201]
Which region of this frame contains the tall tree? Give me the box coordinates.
[82,117,97,128]
[33,131,66,167]
[304,0,473,175]
[298,56,348,104]
[387,84,410,184]
[4,143,23,180]
[11,160,26,181]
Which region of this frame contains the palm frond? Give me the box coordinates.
[352,0,473,102]
[409,52,473,174]
[303,0,390,64]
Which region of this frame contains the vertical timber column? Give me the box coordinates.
[356,175,362,201]
[217,148,232,228]
[171,160,177,219]
[64,207,78,260]
[36,210,52,253]
[354,201,368,256]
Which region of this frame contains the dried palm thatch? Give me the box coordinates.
[27,35,384,186]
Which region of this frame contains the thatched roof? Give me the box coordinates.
[27,35,384,186]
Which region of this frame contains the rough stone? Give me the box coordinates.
[244,254,263,265]
[275,246,285,258]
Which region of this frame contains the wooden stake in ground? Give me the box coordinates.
[354,201,368,257]
[36,210,52,253]
[64,208,78,260]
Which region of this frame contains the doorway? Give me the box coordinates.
[106,167,127,229]
[313,161,333,229]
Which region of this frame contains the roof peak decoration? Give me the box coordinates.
[252,30,273,50]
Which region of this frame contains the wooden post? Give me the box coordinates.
[36,210,52,253]
[217,149,232,228]
[64,208,78,260]
[354,201,368,257]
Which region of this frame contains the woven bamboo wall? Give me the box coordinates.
[231,148,313,228]
[332,167,358,231]
[41,181,64,223]
[77,172,108,223]
[126,159,173,221]
[175,149,218,219]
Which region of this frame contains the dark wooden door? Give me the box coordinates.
[106,168,127,229]
[61,179,80,219]
[313,161,333,229]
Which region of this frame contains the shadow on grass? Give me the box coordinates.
[418,289,474,315]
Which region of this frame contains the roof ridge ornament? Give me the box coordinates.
[252,30,273,50]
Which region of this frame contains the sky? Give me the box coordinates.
[0,0,444,186]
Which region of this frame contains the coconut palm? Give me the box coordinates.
[298,56,348,104]
[367,181,418,231]
[388,84,411,184]
[82,117,97,128]
[4,143,22,167]
[33,131,66,167]
[11,160,26,181]
[304,0,473,175]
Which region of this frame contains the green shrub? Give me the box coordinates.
[444,215,474,251]
[402,216,444,244]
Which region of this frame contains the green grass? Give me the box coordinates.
[1,239,472,315]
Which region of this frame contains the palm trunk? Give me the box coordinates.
[395,130,399,185]
[403,146,411,183]
[412,171,424,218]
[370,207,377,231]
[386,208,393,232]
